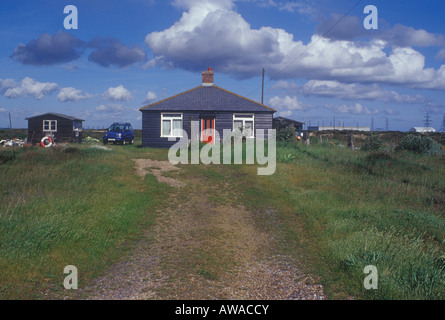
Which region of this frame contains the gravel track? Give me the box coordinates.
[68,159,325,300]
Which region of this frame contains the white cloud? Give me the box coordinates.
[437,48,445,61]
[0,107,7,113]
[317,14,445,48]
[0,79,16,94]
[103,85,133,101]
[57,87,92,102]
[296,80,427,104]
[95,104,125,113]
[144,1,445,90]
[268,95,310,117]
[325,103,378,115]
[278,110,292,117]
[269,95,306,111]
[2,77,57,99]
[143,91,157,103]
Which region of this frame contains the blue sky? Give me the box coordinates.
[1,0,445,131]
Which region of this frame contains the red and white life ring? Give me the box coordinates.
[41,136,53,148]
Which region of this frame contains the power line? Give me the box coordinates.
[440,114,445,132]
[424,112,432,128]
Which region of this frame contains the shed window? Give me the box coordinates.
[233,114,254,137]
[43,120,57,132]
[161,113,183,137]
[73,121,82,131]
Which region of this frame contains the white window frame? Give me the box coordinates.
[161,113,183,138]
[43,120,57,132]
[233,113,255,138]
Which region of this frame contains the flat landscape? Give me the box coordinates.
[0,130,444,299]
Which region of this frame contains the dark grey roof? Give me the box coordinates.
[274,116,304,124]
[25,112,84,121]
[140,85,275,113]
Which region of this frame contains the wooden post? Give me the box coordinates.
[261,68,265,105]
[348,131,354,149]
[305,132,310,145]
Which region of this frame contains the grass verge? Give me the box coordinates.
[0,142,164,299]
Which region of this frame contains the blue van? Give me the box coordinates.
[103,122,134,145]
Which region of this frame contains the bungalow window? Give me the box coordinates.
[161,113,183,137]
[43,120,57,132]
[233,114,254,137]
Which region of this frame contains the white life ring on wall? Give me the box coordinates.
[41,136,53,147]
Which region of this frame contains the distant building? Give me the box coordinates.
[307,126,370,132]
[409,127,436,133]
[26,112,84,144]
[272,116,304,132]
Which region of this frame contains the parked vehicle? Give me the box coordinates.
[103,122,134,145]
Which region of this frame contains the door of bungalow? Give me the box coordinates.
[201,116,215,145]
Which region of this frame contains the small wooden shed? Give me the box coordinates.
[25,113,84,144]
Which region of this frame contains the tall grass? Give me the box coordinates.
[245,142,445,299]
[0,144,164,299]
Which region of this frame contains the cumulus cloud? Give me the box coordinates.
[296,80,427,104]
[96,104,125,113]
[269,95,306,110]
[278,110,292,117]
[11,32,146,68]
[2,77,57,99]
[0,78,16,94]
[316,14,367,41]
[383,24,445,48]
[144,1,445,90]
[437,48,445,61]
[325,103,378,115]
[236,0,314,14]
[57,87,92,102]
[145,1,285,76]
[317,13,445,48]
[88,38,147,68]
[11,31,85,65]
[268,95,310,116]
[143,91,157,103]
[103,85,133,101]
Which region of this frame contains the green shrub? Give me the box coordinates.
[361,134,383,151]
[395,134,442,155]
[277,125,296,142]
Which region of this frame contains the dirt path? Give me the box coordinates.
[74,159,325,300]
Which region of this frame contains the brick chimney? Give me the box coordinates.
[202,67,214,86]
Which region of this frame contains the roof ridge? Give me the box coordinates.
[212,85,276,112]
[25,112,84,121]
[139,84,276,113]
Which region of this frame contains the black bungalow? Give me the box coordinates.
[25,113,84,144]
[139,68,276,148]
